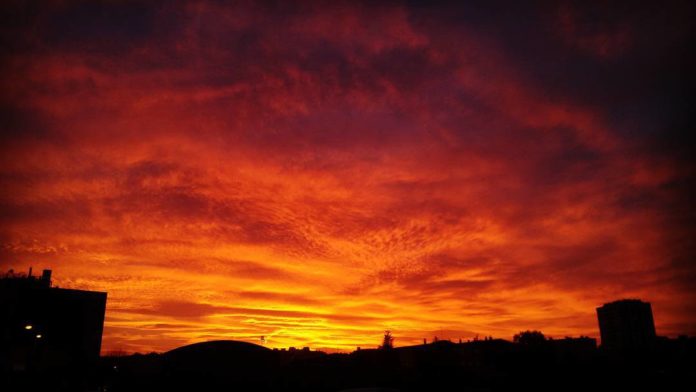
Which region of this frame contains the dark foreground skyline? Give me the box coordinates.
[3,269,695,391]
[7,330,696,392]
[95,335,694,392]
[2,0,695,354]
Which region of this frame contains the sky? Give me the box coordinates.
[1,1,694,354]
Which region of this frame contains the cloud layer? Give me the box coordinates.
[1,1,694,353]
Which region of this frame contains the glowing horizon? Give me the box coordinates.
[1,1,694,354]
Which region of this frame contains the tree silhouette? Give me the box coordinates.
[513,330,546,345]
[381,330,394,349]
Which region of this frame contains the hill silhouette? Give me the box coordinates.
[165,340,271,363]
[163,340,275,374]
[98,340,328,391]
[108,340,278,391]
[165,339,271,355]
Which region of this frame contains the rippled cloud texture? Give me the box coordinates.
[1,1,694,353]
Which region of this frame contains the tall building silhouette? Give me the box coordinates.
[596,299,656,352]
[0,268,107,374]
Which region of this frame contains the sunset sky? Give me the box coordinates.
[1,1,694,354]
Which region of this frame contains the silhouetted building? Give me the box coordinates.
[550,337,597,363]
[597,299,656,352]
[0,268,107,374]
[550,336,596,351]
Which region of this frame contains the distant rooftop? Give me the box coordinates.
[598,299,650,308]
[0,267,52,289]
